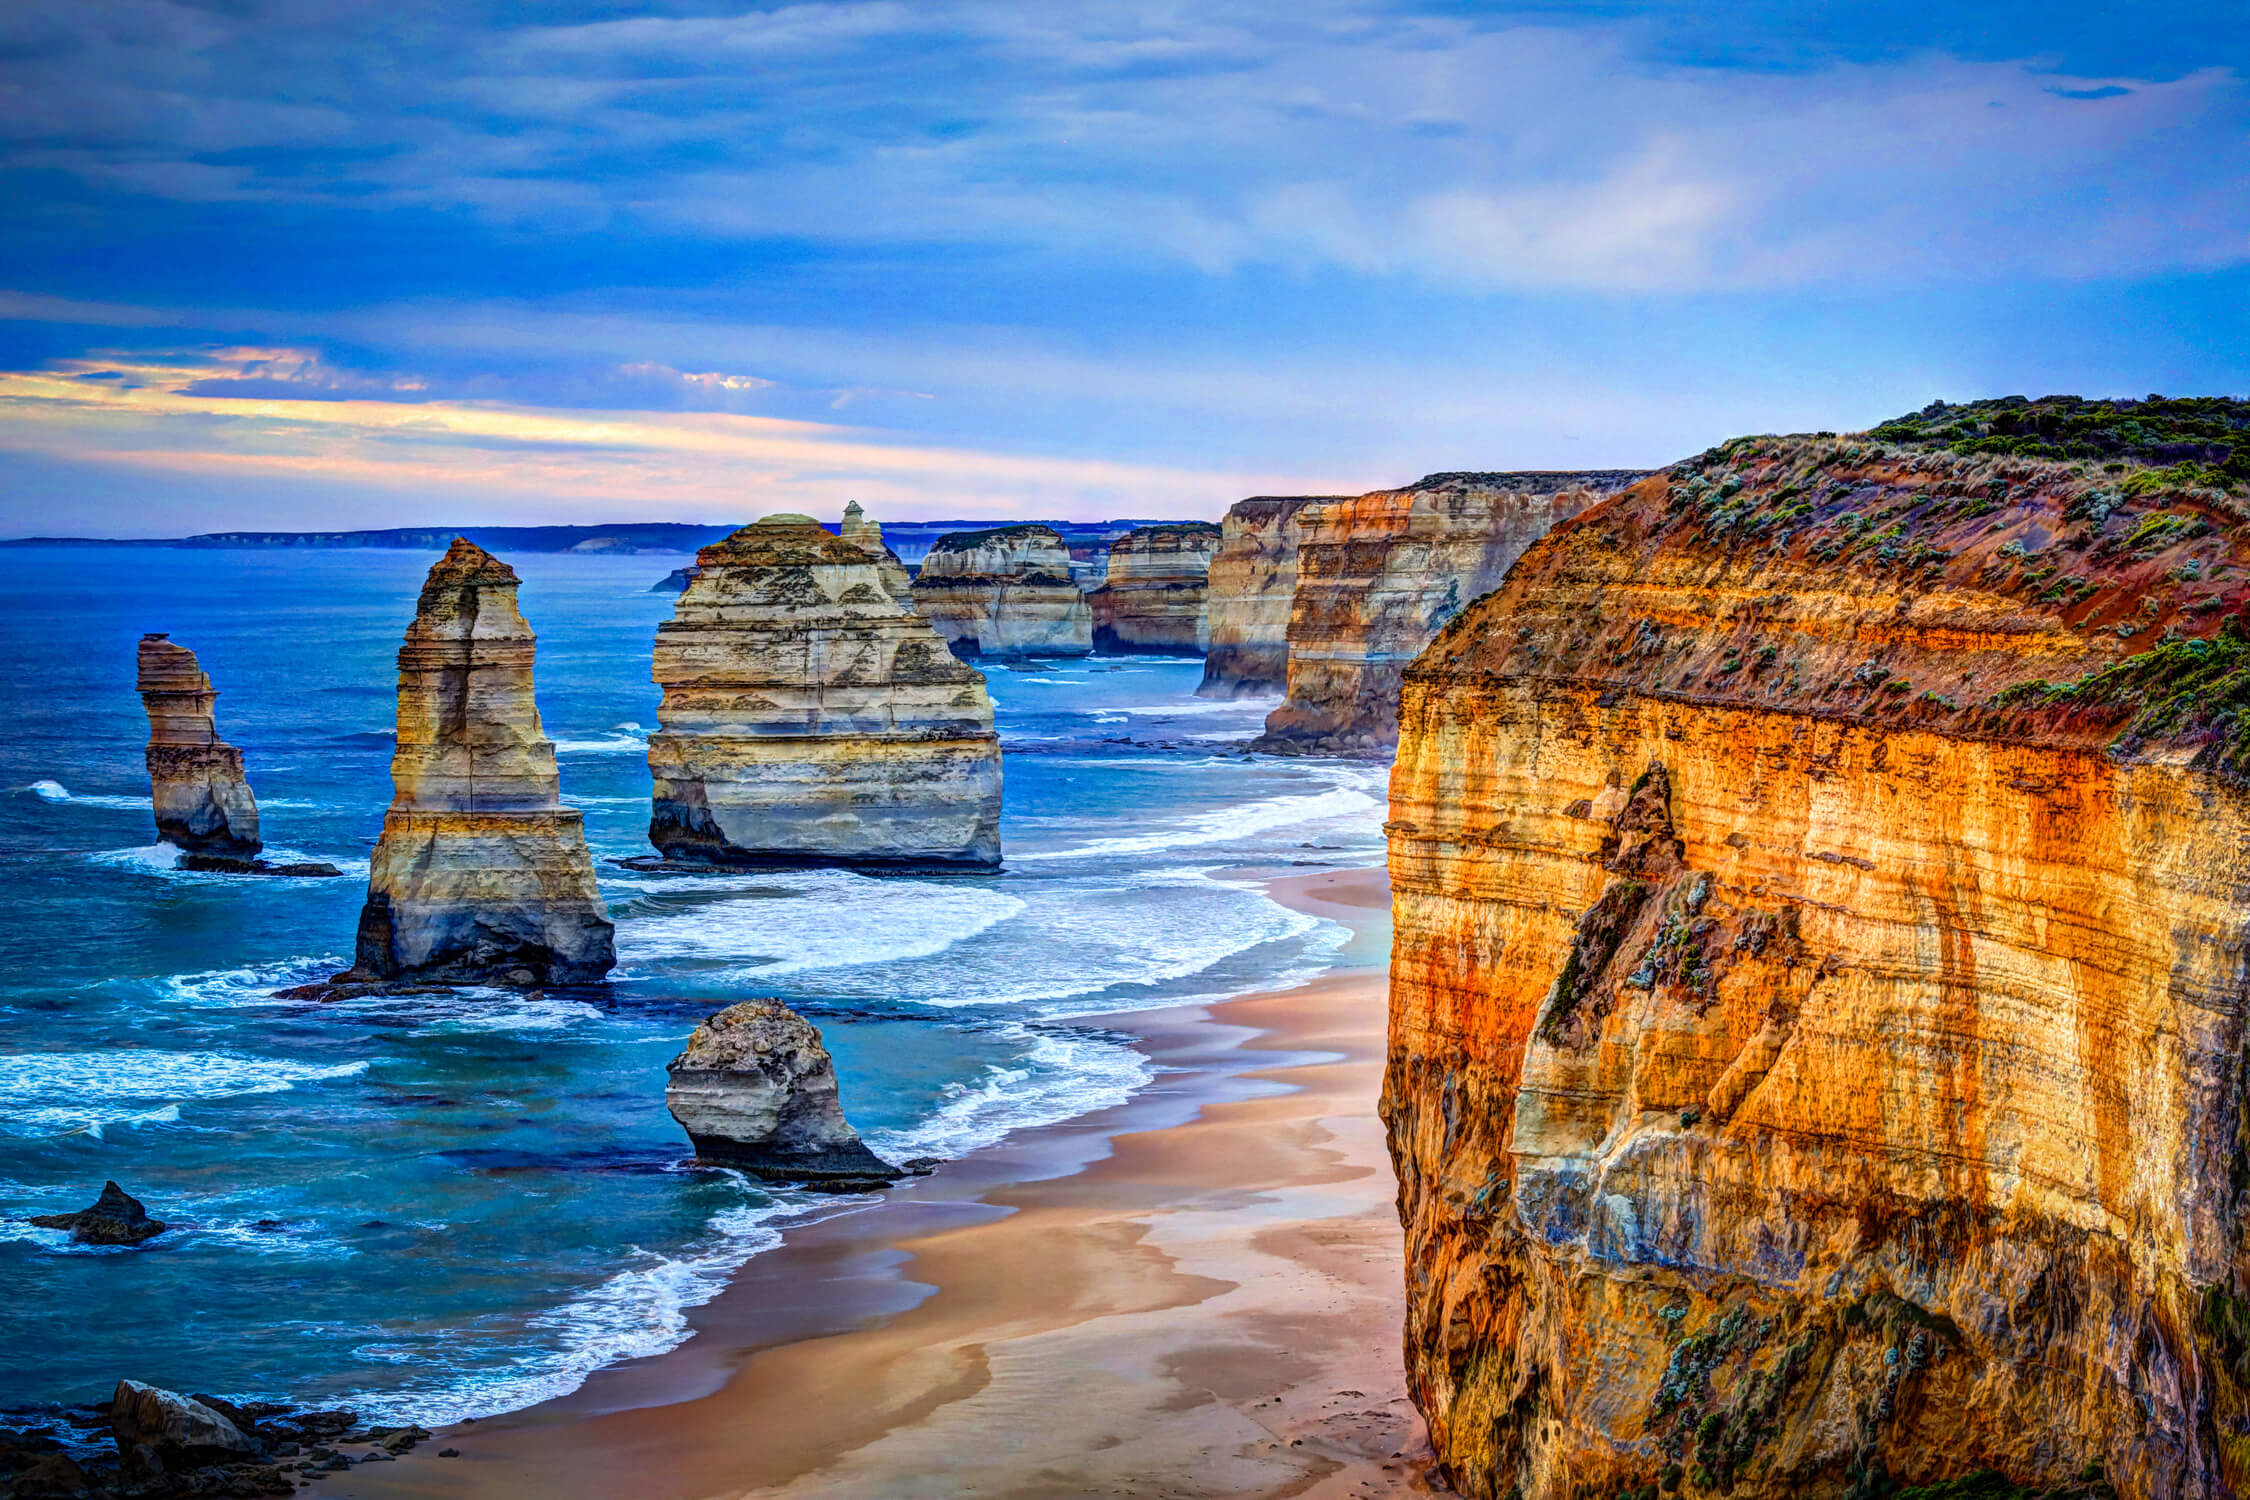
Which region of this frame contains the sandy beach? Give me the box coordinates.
[326,863,1431,1500]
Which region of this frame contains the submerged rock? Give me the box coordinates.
[136,634,260,857]
[909,524,1092,658]
[110,1382,259,1478]
[665,1002,901,1186]
[1088,522,1222,654]
[1196,496,1343,699]
[342,539,616,986]
[1251,470,1645,755]
[648,513,1003,870]
[27,1182,168,1246]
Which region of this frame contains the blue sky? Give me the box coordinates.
[2,0,2246,535]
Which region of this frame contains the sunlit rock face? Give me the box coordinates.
[665,1000,901,1186]
[136,634,261,855]
[908,524,1093,658]
[1088,522,1221,654]
[1196,496,1340,699]
[351,539,616,985]
[1384,426,2250,1500]
[1252,471,1644,755]
[650,514,1003,870]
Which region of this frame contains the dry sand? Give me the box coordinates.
[332,865,1436,1500]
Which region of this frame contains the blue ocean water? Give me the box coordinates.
[0,546,1385,1422]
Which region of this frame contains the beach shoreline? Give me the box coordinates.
[325,861,1433,1499]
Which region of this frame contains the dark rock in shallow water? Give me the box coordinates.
[176,854,344,878]
[28,1183,167,1246]
[666,1002,902,1186]
[110,1381,260,1478]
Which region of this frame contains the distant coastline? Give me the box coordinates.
[0,518,1193,562]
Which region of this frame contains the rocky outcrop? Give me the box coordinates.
[1384,401,2250,1500]
[1252,471,1644,754]
[666,1001,901,1187]
[1088,522,1222,653]
[648,514,1003,870]
[1196,496,1342,698]
[29,1181,167,1245]
[909,524,1092,657]
[137,634,260,856]
[652,565,702,593]
[345,539,615,986]
[110,1383,260,1479]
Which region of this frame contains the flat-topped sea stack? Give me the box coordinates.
[1087,521,1221,653]
[1252,470,1645,755]
[136,634,260,856]
[1383,397,2250,1500]
[1196,496,1344,697]
[345,539,615,985]
[648,513,1003,870]
[908,524,1092,658]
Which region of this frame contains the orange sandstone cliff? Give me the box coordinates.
[1385,399,2250,1500]
[1196,495,1344,698]
[1254,471,1644,754]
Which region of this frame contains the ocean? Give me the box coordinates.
[0,546,1386,1423]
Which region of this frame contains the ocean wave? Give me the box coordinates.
[342,1194,792,1427]
[26,780,152,811]
[866,1020,1151,1161]
[552,736,648,755]
[1010,783,1380,863]
[85,844,368,880]
[614,869,1026,981]
[0,1050,370,1137]
[1098,700,1279,717]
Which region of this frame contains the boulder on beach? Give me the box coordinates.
[28,1181,168,1246]
[665,1002,901,1188]
[110,1380,260,1479]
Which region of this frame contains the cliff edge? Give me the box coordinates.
[1385,396,2250,1500]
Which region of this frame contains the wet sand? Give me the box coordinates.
[332,864,1433,1500]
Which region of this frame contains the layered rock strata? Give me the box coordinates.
[346,539,615,986]
[909,524,1092,657]
[665,1001,901,1187]
[648,514,1003,869]
[1252,471,1645,754]
[1196,496,1343,697]
[1088,521,1222,653]
[137,634,260,855]
[1384,406,2250,1500]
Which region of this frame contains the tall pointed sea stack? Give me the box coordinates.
[348,539,615,985]
[648,514,1003,869]
[136,635,260,856]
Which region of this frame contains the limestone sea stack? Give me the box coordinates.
[648,514,1003,869]
[666,1001,901,1186]
[1195,496,1343,697]
[1384,398,2250,1500]
[346,539,615,985]
[1250,470,1645,754]
[1087,521,1222,653]
[908,524,1093,657]
[136,634,260,856]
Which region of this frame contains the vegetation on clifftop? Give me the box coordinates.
[1866,395,2250,479]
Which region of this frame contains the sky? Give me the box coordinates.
[2,0,2247,536]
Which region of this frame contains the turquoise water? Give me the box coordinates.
[0,547,1385,1421]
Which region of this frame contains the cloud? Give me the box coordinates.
[1,2,2243,293]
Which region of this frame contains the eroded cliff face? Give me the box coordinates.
[136,634,260,855]
[1255,471,1645,754]
[1197,496,1340,698]
[351,539,615,985]
[1385,420,2250,1500]
[1089,522,1222,654]
[909,524,1092,658]
[650,514,1003,869]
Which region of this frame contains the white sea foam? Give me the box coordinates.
[1012,783,1380,862]
[551,735,648,754]
[613,869,1026,980]
[866,1021,1152,1161]
[0,1050,370,1136]
[86,844,368,880]
[1099,700,1278,717]
[26,779,153,810]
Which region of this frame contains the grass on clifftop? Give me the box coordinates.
[1991,625,2250,773]
[1866,395,2250,479]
